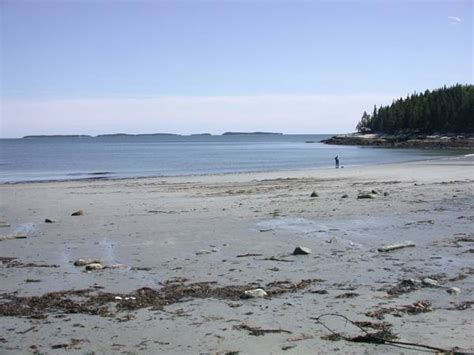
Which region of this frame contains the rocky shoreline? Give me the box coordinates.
[321,133,474,149]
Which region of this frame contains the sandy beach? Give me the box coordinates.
[1,155,473,354]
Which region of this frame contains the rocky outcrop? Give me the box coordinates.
[321,133,474,149]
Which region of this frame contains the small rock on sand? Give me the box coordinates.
[85,263,104,271]
[310,191,319,198]
[74,258,101,266]
[240,288,268,299]
[44,218,56,223]
[357,193,375,199]
[422,278,440,287]
[293,246,311,255]
[446,287,461,295]
[71,210,84,216]
[341,194,349,198]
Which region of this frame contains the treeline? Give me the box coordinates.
[356,84,474,134]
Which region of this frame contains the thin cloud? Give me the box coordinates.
[448,16,462,24]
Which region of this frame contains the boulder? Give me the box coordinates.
[240,288,268,299]
[293,246,311,255]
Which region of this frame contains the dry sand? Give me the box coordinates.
[0,155,473,354]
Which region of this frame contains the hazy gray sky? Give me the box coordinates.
[1,0,471,137]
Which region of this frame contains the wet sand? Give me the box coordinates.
[0,155,473,354]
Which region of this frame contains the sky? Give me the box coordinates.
[0,0,472,138]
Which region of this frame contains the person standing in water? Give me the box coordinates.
[335,155,340,168]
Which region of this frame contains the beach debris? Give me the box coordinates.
[377,241,415,252]
[310,289,329,294]
[314,313,454,353]
[107,264,128,269]
[326,236,337,244]
[293,246,311,255]
[341,194,349,198]
[0,222,10,228]
[262,256,295,262]
[446,287,461,295]
[237,253,263,258]
[195,250,212,255]
[233,324,291,336]
[421,278,440,287]
[335,292,360,299]
[71,209,84,216]
[386,278,421,296]
[310,191,319,198]
[366,300,432,320]
[44,218,56,223]
[240,288,268,299]
[0,257,59,268]
[73,258,101,267]
[85,263,104,271]
[357,193,375,199]
[0,233,28,241]
[0,279,317,319]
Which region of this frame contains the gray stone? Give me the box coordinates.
[422,278,440,287]
[446,287,461,295]
[240,288,268,299]
[85,263,104,271]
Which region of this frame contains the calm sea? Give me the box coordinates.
[0,134,461,183]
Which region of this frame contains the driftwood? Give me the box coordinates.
[313,313,463,353]
[378,241,415,252]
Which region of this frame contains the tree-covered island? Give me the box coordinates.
[322,84,474,148]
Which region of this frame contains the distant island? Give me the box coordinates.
[22,135,92,139]
[222,132,283,135]
[97,133,180,137]
[322,84,474,148]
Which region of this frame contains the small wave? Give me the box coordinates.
[67,171,113,176]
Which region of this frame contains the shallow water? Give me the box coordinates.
[0,134,461,183]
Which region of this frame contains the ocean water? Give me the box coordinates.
[0,134,461,183]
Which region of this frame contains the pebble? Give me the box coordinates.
[71,209,84,216]
[293,246,311,255]
[446,287,461,295]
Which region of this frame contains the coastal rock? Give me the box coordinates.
[240,288,268,299]
[446,287,461,295]
[71,210,84,216]
[85,263,104,271]
[422,278,440,287]
[293,246,311,255]
[310,191,319,198]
